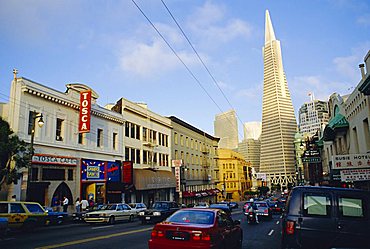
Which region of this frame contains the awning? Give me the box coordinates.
[327,114,349,129]
[134,169,176,190]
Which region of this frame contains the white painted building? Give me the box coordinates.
[1,76,125,211]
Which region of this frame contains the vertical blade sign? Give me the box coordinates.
[79,90,91,133]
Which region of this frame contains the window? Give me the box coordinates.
[0,203,8,213]
[125,122,130,137]
[136,125,140,139]
[131,148,136,162]
[56,118,64,141]
[339,197,364,218]
[10,203,25,213]
[78,133,84,144]
[31,168,38,181]
[27,111,34,135]
[42,168,65,180]
[130,123,135,139]
[113,132,118,150]
[24,203,44,213]
[68,169,73,181]
[303,193,331,216]
[174,132,178,145]
[364,118,370,151]
[143,128,147,142]
[180,135,184,146]
[136,149,140,164]
[125,147,130,161]
[97,129,103,147]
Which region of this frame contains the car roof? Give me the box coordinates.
[178,208,219,213]
[292,186,369,193]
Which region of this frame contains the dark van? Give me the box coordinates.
[281,186,370,249]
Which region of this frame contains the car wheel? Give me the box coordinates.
[108,216,115,225]
[129,215,134,222]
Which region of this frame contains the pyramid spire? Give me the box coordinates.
[265,10,276,44]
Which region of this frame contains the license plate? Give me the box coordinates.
[145,217,151,220]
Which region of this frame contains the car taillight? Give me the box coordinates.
[264,209,268,213]
[151,229,165,238]
[286,221,295,235]
[192,232,211,241]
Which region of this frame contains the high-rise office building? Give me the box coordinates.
[243,122,262,140]
[299,94,329,136]
[214,109,239,149]
[259,10,297,187]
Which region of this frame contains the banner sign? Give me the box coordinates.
[340,169,370,182]
[107,161,121,182]
[81,159,106,181]
[172,159,183,167]
[122,161,133,185]
[332,154,370,169]
[32,154,77,166]
[174,166,180,192]
[256,173,267,181]
[79,90,91,133]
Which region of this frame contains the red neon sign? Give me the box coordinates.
[79,90,91,133]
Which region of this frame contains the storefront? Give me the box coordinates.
[182,189,219,206]
[28,154,78,206]
[133,169,176,207]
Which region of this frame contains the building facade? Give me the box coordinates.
[321,50,370,190]
[214,109,239,150]
[259,10,297,187]
[1,76,125,211]
[111,98,176,206]
[217,149,250,201]
[169,116,220,205]
[299,98,329,136]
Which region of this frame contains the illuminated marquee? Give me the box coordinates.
[79,90,91,133]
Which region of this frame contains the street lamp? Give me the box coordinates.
[26,111,44,201]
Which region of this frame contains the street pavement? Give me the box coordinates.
[1,207,282,249]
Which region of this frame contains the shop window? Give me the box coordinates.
[68,169,73,181]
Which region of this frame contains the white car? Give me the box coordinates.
[84,203,136,224]
[128,203,147,215]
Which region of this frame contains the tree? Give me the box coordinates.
[0,116,32,190]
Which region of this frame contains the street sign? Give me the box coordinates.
[302,157,321,163]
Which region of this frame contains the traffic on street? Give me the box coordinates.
[1,202,282,249]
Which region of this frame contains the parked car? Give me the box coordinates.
[193,202,209,208]
[229,201,239,209]
[148,208,243,249]
[254,201,272,219]
[44,207,69,225]
[128,203,147,215]
[72,204,103,222]
[0,217,8,238]
[0,201,48,230]
[138,201,179,224]
[281,186,370,249]
[84,203,136,224]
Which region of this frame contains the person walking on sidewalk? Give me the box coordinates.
[62,196,69,212]
[75,198,81,213]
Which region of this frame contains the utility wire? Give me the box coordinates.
[132,0,243,140]
[161,0,245,131]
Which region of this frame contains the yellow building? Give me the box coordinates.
[217,149,251,201]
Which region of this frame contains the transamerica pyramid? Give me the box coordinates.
[259,10,297,188]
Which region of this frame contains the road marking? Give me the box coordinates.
[268,229,274,236]
[276,221,280,225]
[92,225,114,230]
[280,215,282,219]
[34,227,153,249]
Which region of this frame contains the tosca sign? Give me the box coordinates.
[79,90,91,133]
[32,154,78,166]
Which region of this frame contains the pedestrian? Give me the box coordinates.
[88,197,94,208]
[81,199,88,211]
[62,196,69,212]
[75,197,81,213]
[51,195,59,211]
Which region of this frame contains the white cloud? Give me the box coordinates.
[236,83,263,99]
[357,14,370,26]
[118,39,199,77]
[187,2,253,46]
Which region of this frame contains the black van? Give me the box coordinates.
[281,186,370,249]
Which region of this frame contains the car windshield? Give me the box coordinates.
[167,210,214,225]
[152,202,169,210]
[101,204,117,210]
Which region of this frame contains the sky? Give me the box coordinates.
[0,0,369,138]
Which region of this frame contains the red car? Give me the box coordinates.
[148,208,243,249]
